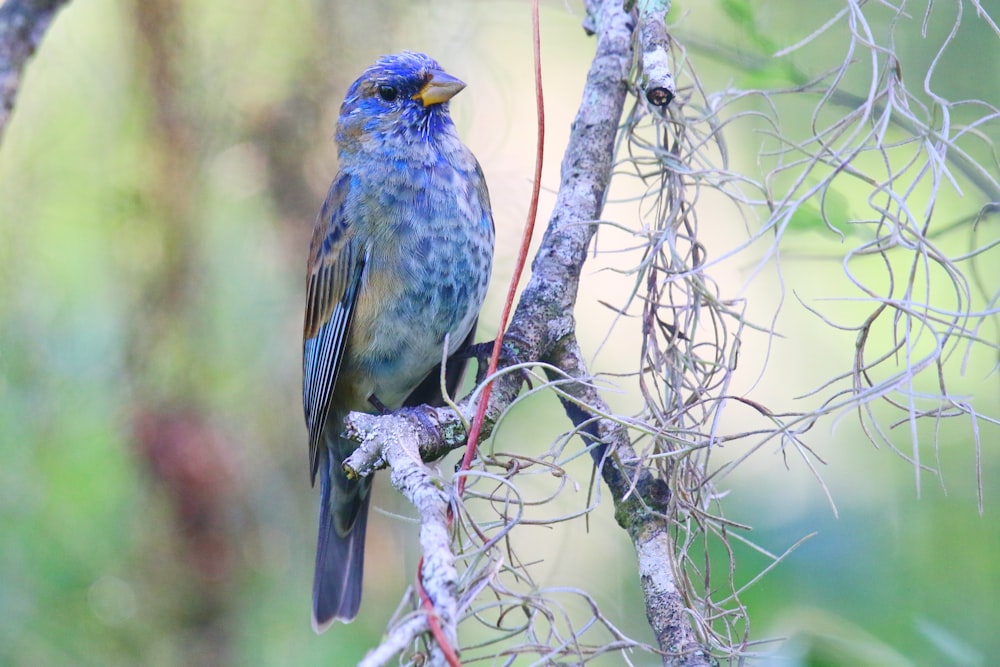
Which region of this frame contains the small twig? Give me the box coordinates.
[358,615,428,667]
[636,0,675,107]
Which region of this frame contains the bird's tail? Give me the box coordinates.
[312,437,372,631]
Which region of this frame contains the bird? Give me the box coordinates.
[302,52,494,632]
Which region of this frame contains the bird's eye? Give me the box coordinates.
[377,85,398,102]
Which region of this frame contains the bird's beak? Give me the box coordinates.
[413,70,466,107]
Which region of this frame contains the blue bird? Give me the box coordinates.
[302,52,494,631]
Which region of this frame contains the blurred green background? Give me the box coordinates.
[0,0,997,665]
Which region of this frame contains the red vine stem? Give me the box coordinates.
[456,0,545,496]
[422,3,544,664]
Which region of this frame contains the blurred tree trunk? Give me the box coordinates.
[125,1,236,664]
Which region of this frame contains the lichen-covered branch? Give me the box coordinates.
[549,336,710,666]
[0,0,70,145]
[345,0,711,664]
[636,0,675,107]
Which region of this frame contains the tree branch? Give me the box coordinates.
[549,336,711,666]
[0,0,70,145]
[359,615,429,667]
[637,0,675,107]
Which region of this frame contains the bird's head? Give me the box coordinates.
[336,52,466,156]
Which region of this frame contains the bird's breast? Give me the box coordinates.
[343,158,493,410]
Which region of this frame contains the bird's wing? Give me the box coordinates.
[303,175,365,485]
[473,160,496,237]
